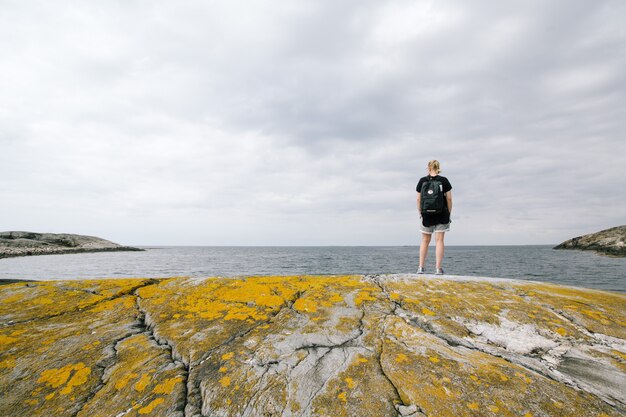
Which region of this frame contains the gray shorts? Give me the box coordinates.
[420,223,450,234]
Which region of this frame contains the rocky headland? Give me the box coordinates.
[554,225,626,257]
[1,274,625,417]
[0,231,143,259]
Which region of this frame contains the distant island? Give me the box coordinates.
[0,231,143,259]
[554,225,626,257]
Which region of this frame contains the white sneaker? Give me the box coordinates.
[417,267,424,274]
[435,268,444,275]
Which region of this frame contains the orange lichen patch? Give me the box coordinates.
[37,363,91,395]
[354,290,377,306]
[422,307,436,316]
[114,372,139,390]
[153,376,183,394]
[0,334,18,346]
[337,392,347,402]
[326,292,345,305]
[293,298,318,313]
[221,352,235,360]
[219,376,231,387]
[0,356,16,369]
[467,402,479,410]
[60,364,91,395]
[395,353,409,363]
[344,377,356,389]
[134,374,152,392]
[138,397,164,414]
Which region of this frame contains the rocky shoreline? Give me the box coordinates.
[0,231,143,259]
[554,225,626,257]
[1,274,624,416]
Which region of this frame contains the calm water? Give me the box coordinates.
[0,246,624,292]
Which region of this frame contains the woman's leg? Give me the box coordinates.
[419,233,432,268]
[435,232,445,270]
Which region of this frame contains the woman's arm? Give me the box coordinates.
[446,191,453,214]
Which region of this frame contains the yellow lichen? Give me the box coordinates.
[219,376,231,387]
[422,307,436,316]
[115,372,139,390]
[0,334,17,346]
[153,376,183,395]
[135,374,152,392]
[354,290,376,306]
[0,356,16,369]
[2,293,24,303]
[60,364,91,394]
[294,298,317,313]
[338,392,347,402]
[395,354,409,363]
[37,363,91,396]
[138,398,164,414]
[345,377,356,389]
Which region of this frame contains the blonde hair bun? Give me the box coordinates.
[428,160,441,174]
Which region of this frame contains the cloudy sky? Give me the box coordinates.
[1,0,625,246]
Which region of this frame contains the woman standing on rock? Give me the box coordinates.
[416,160,453,275]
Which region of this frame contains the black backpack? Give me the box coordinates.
[420,177,444,214]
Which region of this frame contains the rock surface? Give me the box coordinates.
[1,274,625,417]
[554,225,626,257]
[0,231,143,259]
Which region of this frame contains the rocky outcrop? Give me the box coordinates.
[554,225,626,257]
[0,231,143,259]
[1,274,625,416]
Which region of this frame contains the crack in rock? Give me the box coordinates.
[67,280,162,417]
[135,286,190,417]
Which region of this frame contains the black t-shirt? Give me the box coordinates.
[416,175,452,226]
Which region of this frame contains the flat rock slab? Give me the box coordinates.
[1,275,625,417]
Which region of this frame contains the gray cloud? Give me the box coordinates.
[1,0,625,245]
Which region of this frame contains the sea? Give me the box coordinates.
[0,246,624,293]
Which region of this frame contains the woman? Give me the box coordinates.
[416,160,453,275]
